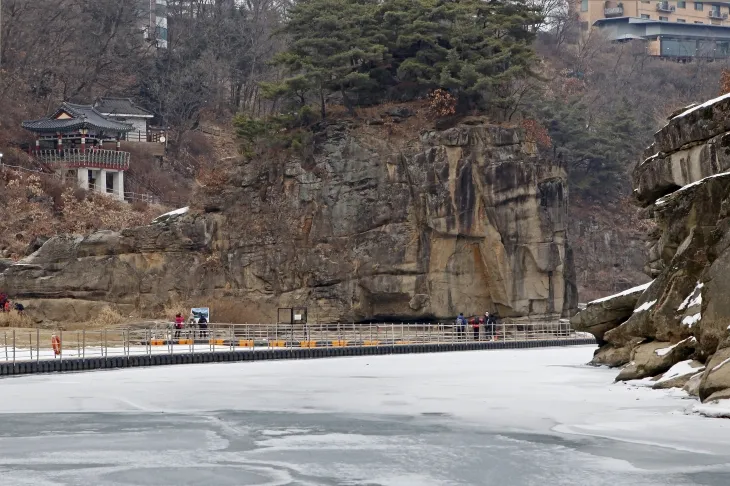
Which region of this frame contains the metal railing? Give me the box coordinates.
[125,130,166,143]
[0,322,591,363]
[34,149,131,170]
[709,10,728,19]
[656,2,675,12]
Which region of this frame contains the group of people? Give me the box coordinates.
[0,293,24,315]
[174,312,209,339]
[455,312,499,341]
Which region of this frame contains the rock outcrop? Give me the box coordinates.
[572,94,730,402]
[0,116,577,323]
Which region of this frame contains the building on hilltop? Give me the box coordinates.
[144,0,168,49]
[579,0,730,59]
[21,103,134,201]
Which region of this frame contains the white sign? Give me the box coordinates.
[294,314,302,321]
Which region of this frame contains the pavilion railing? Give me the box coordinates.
[34,149,130,171]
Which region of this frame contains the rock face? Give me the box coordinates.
[572,94,730,402]
[0,118,577,323]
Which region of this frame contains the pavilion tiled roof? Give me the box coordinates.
[21,102,134,134]
[94,97,154,118]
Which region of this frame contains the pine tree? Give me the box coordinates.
[269,0,542,117]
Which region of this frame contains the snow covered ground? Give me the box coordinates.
[0,346,729,485]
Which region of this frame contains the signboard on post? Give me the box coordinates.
[190,307,210,323]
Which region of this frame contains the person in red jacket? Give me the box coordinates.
[174,313,184,339]
[470,317,480,341]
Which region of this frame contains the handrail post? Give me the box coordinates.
[36,328,40,362]
[12,330,15,364]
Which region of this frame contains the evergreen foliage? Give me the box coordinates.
[533,97,645,200]
[269,0,541,117]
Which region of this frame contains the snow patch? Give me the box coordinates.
[712,357,730,373]
[692,400,730,419]
[152,206,189,224]
[588,281,653,305]
[640,152,661,167]
[655,360,704,385]
[674,92,730,119]
[682,313,701,328]
[655,172,730,206]
[634,299,657,314]
[654,337,695,357]
[678,282,703,311]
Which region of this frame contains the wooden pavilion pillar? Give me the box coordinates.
[57,132,63,152]
[80,128,87,154]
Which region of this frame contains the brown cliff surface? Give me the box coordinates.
[0,117,576,324]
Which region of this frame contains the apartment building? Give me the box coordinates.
[144,0,168,49]
[579,0,730,58]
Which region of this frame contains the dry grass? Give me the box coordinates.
[0,310,33,328]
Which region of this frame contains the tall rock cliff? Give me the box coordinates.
[1,116,576,323]
[572,94,730,402]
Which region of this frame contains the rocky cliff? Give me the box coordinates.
[1,115,576,323]
[572,94,730,402]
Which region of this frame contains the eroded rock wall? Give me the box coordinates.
[572,97,730,402]
[0,119,576,323]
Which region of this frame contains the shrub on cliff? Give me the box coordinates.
[268,0,541,118]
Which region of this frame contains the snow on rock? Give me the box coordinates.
[678,282,703,311]
[655,360,705,385]
[655,172,730,207]
[152,206,189,224]
[712,357,730,373]
[633,299,657,314]
[654,338,695,357]
[674,92,730,119]
[682,313,701,328]
[589,281,653,305]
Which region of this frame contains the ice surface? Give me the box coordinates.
[634,299,657,313]
[589,281,653,304]
[2,348,730,485]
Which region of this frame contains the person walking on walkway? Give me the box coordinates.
[198,314,208,338]
[471,317,480,341]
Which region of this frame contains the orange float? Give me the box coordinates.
[51,334,61,356]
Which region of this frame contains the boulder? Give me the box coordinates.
[590,343,636,367]
[699,347,730,402]
[683,371,703,397]
[616,338,696,381]
[571,282,650,344]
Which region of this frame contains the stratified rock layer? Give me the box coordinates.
[573,95,730,402]
[0,119,576,323]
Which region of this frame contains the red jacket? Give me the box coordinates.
[174,316,184,328]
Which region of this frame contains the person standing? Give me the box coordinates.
[471,317,480,341]
[456,313,466,340]
[174,313,184,339]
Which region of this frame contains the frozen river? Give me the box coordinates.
[0,346,729,485]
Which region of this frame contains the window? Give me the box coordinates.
[677,18,686,21]
[641,13,651,18]
[695,2,703,10]
[694,20,703,23]
[581,0,588,11]
[659,15,669,20]
[678,0,686,7]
